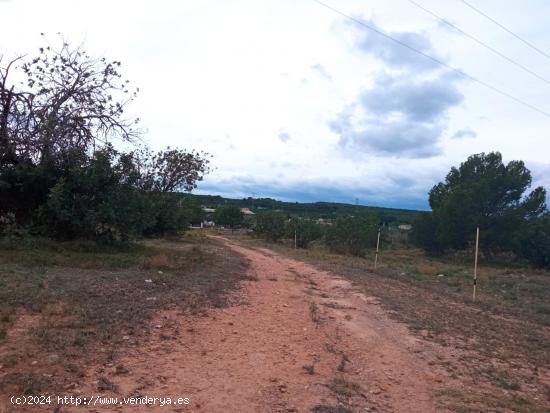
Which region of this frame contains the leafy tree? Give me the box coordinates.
[325,216,378,256]
[410,212,442,254]
[0,39,211,242]
[285,217,323,248]
[255,210,286,241]
[1,37,139,165]
[36,146,202,241]
[37,146,149,241]
[1,38,139,221]
[214,206,243,228]
[429,152,546,252]
[136,147,211,192]
[513,213,550,268]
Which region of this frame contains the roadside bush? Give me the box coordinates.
[255,210,286,241]
[285,218,323,248]
[15,146,202,242]
[325,216,378,256]
[214,206,243,228]
[513,214,550,269]
[411,213,443,255]
[143,194,200,237]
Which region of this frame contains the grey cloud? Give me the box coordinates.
[330,21,464,158]
[331,73,463,158]
[311,63,332,81]
[354,19,441,72]
[452,128,477,139]
[359,73,463,122]
[333,114,444,158]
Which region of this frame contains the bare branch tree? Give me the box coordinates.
[1,36,140,165]
[0,54,33,164]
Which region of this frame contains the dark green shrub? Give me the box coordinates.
[285,218,323,248]
[325,216,378,256]
[214,206,243,228]
[255,211,286,241]
[411,213,443,255]
[513,214,550,269]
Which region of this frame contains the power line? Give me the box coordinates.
[460,0,550,61]
[312,0,550,119]
[406,0,550,86]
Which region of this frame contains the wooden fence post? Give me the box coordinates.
[374,228,381,270]
[473,226,480,302]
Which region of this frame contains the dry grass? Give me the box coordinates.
[309,302,321,324]
[141,253,173,269]
[328,375,362,398]
[233,234,550,413]
[311,405,353,413]
[0,233,249,396]
[436,387,548,413]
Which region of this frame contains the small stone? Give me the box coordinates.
[97,376,118,392]
[437,274,445,277]
[145,279,153,283]
[158,271,163,274]
[47,354,60,364]
[115,365,129,375]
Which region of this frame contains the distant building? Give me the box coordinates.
[240,208,255,216]
[316,218,333,226]
[398,224,413,231]
[201,207,216,228]
[240,207,256,227]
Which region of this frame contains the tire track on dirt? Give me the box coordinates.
[61,236,448,413]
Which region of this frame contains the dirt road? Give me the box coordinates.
[68,237,448,413]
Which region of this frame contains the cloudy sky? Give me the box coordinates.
[2,0,549,210]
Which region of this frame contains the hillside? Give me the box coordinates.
[183,194,423,224]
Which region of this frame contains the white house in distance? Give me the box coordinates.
[201,207,216,228]
[200,206,256,228]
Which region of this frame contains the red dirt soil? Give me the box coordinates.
[5,237,454,412]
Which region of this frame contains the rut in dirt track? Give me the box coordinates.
[65,236,447,413]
